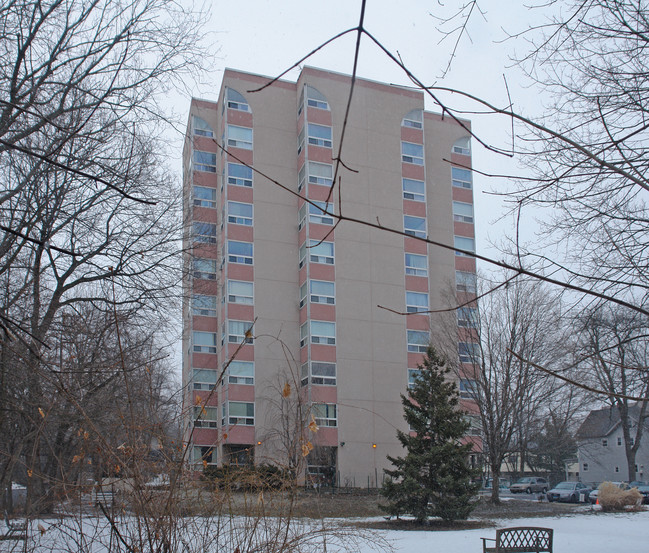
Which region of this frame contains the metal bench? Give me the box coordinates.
[481,527,553,553]
[93,487,117,508]
[2,511,27,541]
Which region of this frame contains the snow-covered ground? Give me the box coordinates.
[357,510,649,552]
[6,510,647,553]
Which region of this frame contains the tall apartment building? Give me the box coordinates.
[182,67,479,485]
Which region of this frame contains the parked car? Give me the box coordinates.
[509,477,549,494]
[547,481,591,503]
[629,481,649,504]
[588,481,627,504]
[483,477,512,490]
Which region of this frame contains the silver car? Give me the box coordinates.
[509,477,549,494]
[547,481,591,503]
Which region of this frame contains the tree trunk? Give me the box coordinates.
[626,446,637,482]
[490,464,501,504]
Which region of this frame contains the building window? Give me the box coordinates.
[299,243,306,269]
[300,321,335,347]
[226,88,250,112]
[465,415,482,436]
[302,362,336,386]
[305,85,329,110]
[454,236,475,256]
[228,280,253,304]
[405,253,428,277]
[310,321,336,345]
[457,307,478,328]
[298,165,306,191]
[602,439,608,447]
[193,222,217,244]
[228,240,253,264]
[228,401,254,425]
[451,167,472,189]
[311,362,336,385]
[193,446,216,465]
[298,203,307,230]
[308,161,333,186]
[307,123,332,148]
[406,291,429,313]
[401,141,424,165]
[459,341,479,363]
[227,201,253,226]
[194,406,219,428]
[194,186,216,208]
[456,271,477,293]
[310,280,335,305]
[402,178,425,202]
[228,361,254,385]
[192,368,218,390]
[408,368,422,388]
[404,215,427,238]
[300,322,308,347]
[312,403,337,427]
[453,201,474,223]
[193,258,217,280]
[453,137,471,155]
[227,125,253,150]
[309,201,334,225]
[225,444,254,466]
[407,330,428,353]
[297,126,305,155]
[309,240,334,264]
[402,109,423,129]
[193,116,214,137]
[299,282,307,309]
[193,331,217,354]
[618,437,623,446]
[228,320,254,344]
[631,437,635,446]
[459,379,478,400]
[193,150,217,172]
[227,163,253,187]
[300,363,309,386]
[583,463,589,471]
[192,294,217,317]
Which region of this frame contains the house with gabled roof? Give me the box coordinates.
[576,404,649,483]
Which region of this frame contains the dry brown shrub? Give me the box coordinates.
[598,482,643,511]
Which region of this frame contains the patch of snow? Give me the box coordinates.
[353,511,649,552]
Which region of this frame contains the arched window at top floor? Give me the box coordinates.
[306,86,329,110]
[299,85,330,114]
[402,109,423,129]
[226,88,251,112]
[453,136,471,155]
[193,116,214,137]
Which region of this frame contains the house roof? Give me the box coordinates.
[576,403,649,440]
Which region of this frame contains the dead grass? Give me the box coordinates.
[221,490,590,522]
[598,482,643,512]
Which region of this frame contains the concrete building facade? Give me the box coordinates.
[182,67,479,486]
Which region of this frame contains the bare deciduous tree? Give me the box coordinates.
[0,0,206,513]
[438,276,565,503]
[260,366,311,481]
[505,0,649,307]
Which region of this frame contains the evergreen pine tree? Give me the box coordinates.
[381,345,479,522]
